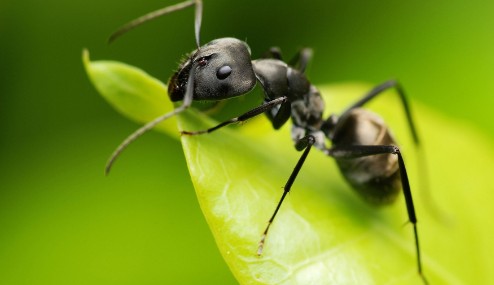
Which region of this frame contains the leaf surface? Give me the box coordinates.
[84,51,494,285]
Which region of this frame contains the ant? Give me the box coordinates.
[106,0,428,283]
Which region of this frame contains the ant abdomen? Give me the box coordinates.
[331,108,401,205]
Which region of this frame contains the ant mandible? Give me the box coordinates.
[106,0,428,283]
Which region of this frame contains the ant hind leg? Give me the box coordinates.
[327,144,429,284]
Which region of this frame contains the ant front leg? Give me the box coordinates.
[327,144,429,285]
[181,96,288,135]
[288,48,313,73]
[262,47,283,60]
[262,47,313,73]
[258,135,315,255]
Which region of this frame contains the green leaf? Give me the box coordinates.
[83,51,494,284]
[82,49,178,137]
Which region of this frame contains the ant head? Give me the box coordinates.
[105,2,259,175]
[168,38,256,102]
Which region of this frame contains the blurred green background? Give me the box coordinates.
[1,0,493,284]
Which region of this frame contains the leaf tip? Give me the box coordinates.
[82,49,93,78]
[82,48,90,64]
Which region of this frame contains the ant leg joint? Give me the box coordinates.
[391,145,401,155]
[295,134,316,151]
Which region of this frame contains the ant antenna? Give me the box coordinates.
[105,0,204,175]
[105,65,196,175]
[108,0,203,48]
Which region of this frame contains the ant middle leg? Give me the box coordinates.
[257,135,316,255]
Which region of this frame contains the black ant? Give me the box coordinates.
[106,0,428,283]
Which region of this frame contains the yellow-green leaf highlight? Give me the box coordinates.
[84,51,494,285]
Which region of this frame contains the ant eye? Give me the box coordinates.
[216,65,232,80]
[197,57,208,67]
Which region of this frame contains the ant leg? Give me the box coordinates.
[331,81,445,222]
[265,99,292,130]
[181,96,288,135]
[263,47,312,73]
[258,135,316,255]
[263,47,283,60]
[327,144,429,285]
[288,48,313,73]
[336,80,419,144]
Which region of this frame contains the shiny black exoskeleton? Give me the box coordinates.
[107,1,428,283]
